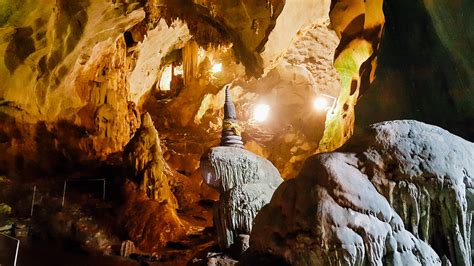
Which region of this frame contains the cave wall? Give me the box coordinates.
[355,0,474,141]
[0,0,385,178]
[318,0,385,152]
[0,0,145,119]
[0,0,145,176]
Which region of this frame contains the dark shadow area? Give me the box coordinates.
[356,0,474,141]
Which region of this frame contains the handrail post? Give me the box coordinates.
[61,180,67,207]
[30,185,36,217]
[0,233,20,266]
[102,179,106,201]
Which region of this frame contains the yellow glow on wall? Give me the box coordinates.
[319,39,373,152]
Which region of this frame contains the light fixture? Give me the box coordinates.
[159,65,172,91]
[211,62,222,73]
[313,94,336,112]
[173,65,183,75]
[252,103,270,122]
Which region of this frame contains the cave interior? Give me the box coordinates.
[0,0,473,265]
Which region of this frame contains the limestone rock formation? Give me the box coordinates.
[121,112,187,250]
[121,111,215,251]
[0,2,142,176]
[120,240,136,257]
[119,179,185,251]
[0,0,387,260]
[200,146,283,253]
[248,120,473,265]
[318,0,385,152]
[124,112,175,204]
[141,0,385,179]
[0,0,385,179]
[124,112,215,207]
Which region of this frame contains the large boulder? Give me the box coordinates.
[247,120,474,265]
[200,146,283,254]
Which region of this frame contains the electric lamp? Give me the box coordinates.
[159,65,172,91]
[313,94,336,112]
[211,63,222,73]
[252,104,270,122]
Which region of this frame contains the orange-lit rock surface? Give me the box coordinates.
[0,0,385,259]
[0,0,384,178]
[319,0,385,152]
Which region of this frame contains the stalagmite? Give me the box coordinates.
[124,112,177,205]
[200,85,283,256]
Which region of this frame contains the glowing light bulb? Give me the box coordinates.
[252,104,270,122]
[313,97,329,111]
[173,65,183,75]
[211,63,222,73]
[159,65,172,91]
[313,94,336,112]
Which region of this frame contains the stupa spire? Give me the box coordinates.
[220,85,244,148]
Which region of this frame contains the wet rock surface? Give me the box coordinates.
[247,120,473,265]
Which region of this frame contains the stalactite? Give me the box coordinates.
[182,40,199,88]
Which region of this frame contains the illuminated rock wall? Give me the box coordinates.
[0,0,385,178]
[0,0,144,176]
[318,0,385,152]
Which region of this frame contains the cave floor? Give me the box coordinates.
[1,175,219,266]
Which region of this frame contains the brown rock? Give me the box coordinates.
[120,240,136,257]
[119,180,185,251]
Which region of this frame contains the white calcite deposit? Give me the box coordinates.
[200,146,283,252]
[248,120,473,265]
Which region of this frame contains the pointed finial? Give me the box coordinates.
[224,85,237,120]
[220,85,244,148]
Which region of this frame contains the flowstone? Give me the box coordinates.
[247,120,473,265]
[201,146,282,253]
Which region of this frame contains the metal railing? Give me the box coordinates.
[29,178,106,216]
[0,232,19,266]
[0,178,108,265]
[61,179,106,207]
